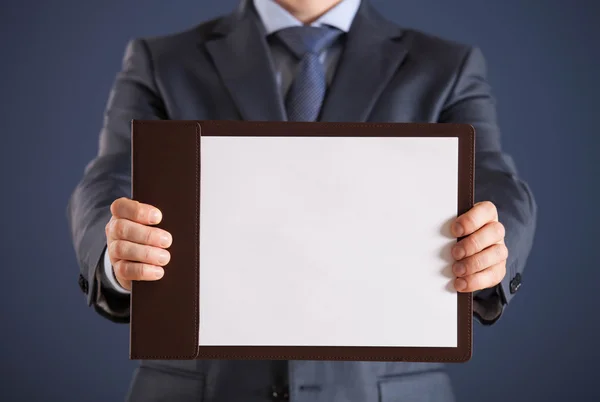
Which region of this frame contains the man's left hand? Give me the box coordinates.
[451,201,508,292]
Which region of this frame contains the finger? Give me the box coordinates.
[110,197,162,225]
[105,216,115,242]
[451,201,498,237]
[108,240,171,266]
[107,218,172,248]
[113,260,164,282]
[454,262,506,292]
[453,243,508,277]
[115,277,132,291]
[452,221,505,260]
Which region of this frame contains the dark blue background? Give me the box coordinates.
[1,0,598,401]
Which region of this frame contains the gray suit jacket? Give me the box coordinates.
[67,1,537,401]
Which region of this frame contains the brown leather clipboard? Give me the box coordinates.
[130,120,474,362]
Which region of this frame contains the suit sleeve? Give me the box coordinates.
[439,47,537,325]
[66,39,167,323]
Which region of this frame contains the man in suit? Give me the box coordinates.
[67,0,537,400]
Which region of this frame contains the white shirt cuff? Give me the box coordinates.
[103,248,131,294]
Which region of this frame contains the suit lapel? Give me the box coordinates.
[320,3,407,122]
[205,3,286,121]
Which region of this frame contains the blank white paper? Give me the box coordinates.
[199,136,458,347]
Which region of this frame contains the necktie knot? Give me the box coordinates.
[275,26,342,59]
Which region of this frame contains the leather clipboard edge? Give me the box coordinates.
[453,123,475,362]
[129,120,200,360]
[190,121,474,363]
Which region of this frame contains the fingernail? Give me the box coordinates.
[149,209,162,224]
[453,263,466,276]
[453,246,465,260]
[157,251,170,265]
[151,267,164,279]
[455,278,467,291]
[159,234,171,247]
[452,222,464,237]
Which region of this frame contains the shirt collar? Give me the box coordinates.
[252,0,361,34]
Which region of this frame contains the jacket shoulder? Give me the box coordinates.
[400,27,476,63]
[128,16,224,57]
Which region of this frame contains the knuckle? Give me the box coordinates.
[112,260,123,276]
[143,246,153,263]
[113,260,128,278]
[472,274,486,291]
[114,219,128,239]
[496,244,509,260]
[134,202,146,222]
[128,263,140,279]
[123,261,134,277]
[492,221,505,238]
[106,219,115,235]
[107,241,117,258]
[113,240,128,259]
[468,255,483,273]
[144,227,154,245]
[462,214,478,231]
[137,263,146,279]
[466,235,479,253]
[462,276,477,292]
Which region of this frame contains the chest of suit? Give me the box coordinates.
[148,19,456,126]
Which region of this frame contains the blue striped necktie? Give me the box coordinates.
[275,26,342,122]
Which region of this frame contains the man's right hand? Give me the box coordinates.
[105,197,173,291]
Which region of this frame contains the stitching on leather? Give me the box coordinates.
[204,121,469,131]
[133,120,468,130]
[194,123,201,358]
[132,120,474,362]
[464,125,475,361]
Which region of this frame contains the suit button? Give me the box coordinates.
[509,273,522,294]
[78,274,89,294]
[271,385,289,401]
